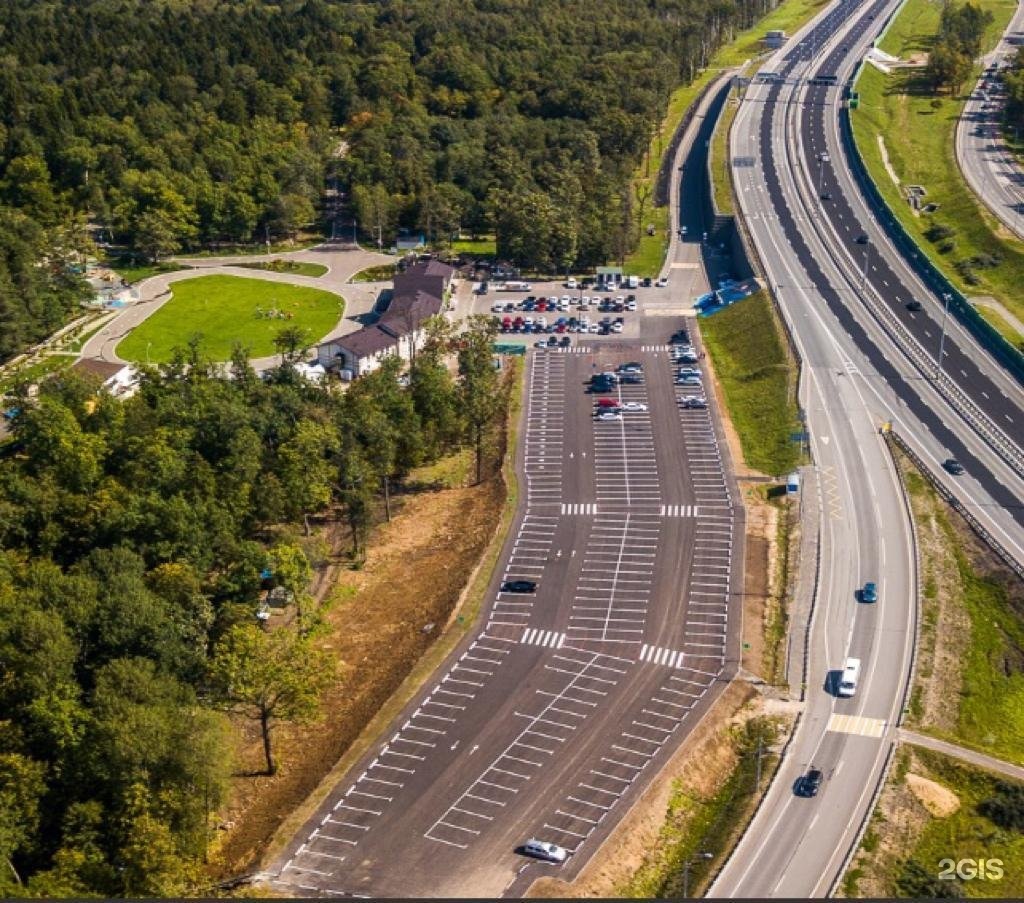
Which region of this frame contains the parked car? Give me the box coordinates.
[595,410,624,421]
[676,375,702,386]
[546,335,559,347]
[620,401,648,412]
[683,396,708,409]
[617,362,643,373]
[611,321,624,333]
[501,580,537,593]
[566,277,577,289]
[656,276,669,287]
[676,367,701,377]
[521,839,569,863]
[642,277,652,287]
[558,336,571,348]
[595,398,622,409]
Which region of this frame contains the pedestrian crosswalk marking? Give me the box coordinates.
[521,628,566,648]
[562,503,598,515]
[641,344,670,352]
[660,504,697,517]
[639,644,687,668]
[826,713,886,738]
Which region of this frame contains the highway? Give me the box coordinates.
[956,2,1024,241]
[712,0,1024,895]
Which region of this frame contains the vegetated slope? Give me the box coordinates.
[0,0,785,360]
[0,323,511,896]
[699,292,801,476]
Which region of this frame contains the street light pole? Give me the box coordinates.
[936,292,952,378]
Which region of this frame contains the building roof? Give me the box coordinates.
[333,326,399,358]
[72,358,127,381]
[404,258,455,279]
[379,289,443,335]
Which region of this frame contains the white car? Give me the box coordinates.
[557,299,570,310]
[676,367,701,377]
[522,839,569,863]
[561,295,572,304]
[536,315,547,326]
[626,301,637,311]
[523,316,534,327]
[588,323,600,333]
[491,302,505,313]
[611,321,624,333]
[620,401,648,412]
[566,278,577,289]
[595,410,624,421]
[656,277,669,287]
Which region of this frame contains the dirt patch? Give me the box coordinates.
[905,772,960,817]
[523,682,759,898]
[739,488,776,677]
[876,134,901,187]
[206,470,507,880]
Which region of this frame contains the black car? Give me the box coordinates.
[501,580,537,593]
[821,191,832,201]
[798,768,824,797]
[558,336,571,347]
[671,330,691,344]
[905,300,922,312]
[943,458,965,475]
[642,277,652,287]
[855,233,869,244]
[619,373,643,384]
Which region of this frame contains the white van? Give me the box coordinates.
[838,658,861,697]
[626,274,639,289]
[565,277,578,289]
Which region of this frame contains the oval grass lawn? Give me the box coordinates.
[116,275,344,363]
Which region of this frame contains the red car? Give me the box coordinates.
[595,398,621,409]
[536,299,548,312]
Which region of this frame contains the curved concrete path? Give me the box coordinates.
[81,243,394,370]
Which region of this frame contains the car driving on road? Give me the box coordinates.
[797,767,824,797]
[860,581,878,603]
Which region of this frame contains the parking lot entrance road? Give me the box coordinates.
[264,330,744,897]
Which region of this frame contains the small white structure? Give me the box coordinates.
[71,358,138,398]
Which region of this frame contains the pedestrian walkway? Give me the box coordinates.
[898,729,1024,782]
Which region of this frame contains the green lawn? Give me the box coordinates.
[851,0,1023,324]
[0,354,76,393]
[699,292,801,476]
[103,256,186,285]
[236,260,328,278]
[350,263,398,283]
[116,275,344,363]
[848,747,1024,899]
[451,237,497,257]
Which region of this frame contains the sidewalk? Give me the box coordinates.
[898,729,1024,782]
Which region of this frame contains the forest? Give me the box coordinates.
[0,0,787,361]
[0,317,516,895]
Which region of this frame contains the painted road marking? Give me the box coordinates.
[521,628,567,648]
[660,504,698,516]
[561,503,598,514]
[826,713,886,738]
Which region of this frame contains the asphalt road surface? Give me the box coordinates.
[263,329,744,896]
[713,0,1022,895]
[956,2,1024,241]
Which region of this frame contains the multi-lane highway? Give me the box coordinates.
[713,0,1024,895]
[956,2,1024,241]
[262,332,743,895]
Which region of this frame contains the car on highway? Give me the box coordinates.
[943,458,965,475]
[905,300,922,312]
[501,580,537,593]
[797,767,824,797]
[522,839,568,863]
[854,233,869,245]
[837,657,861,698]
[821,191,832,201]
[595,410,623,421]
[860,581,878,603]
[620,401,648,412]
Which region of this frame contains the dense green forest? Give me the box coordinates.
[0,0,785,361]
[0,318,512,895]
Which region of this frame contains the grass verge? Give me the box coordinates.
[844,745,1024,898]
[0,353,76,394]
[102,256,185,285]
[349,263,398,283]
[894,448,1024,765]
[975,303,1024,350]
[236,260,328,278]
[850,0,1023,324]
[699,291,801,475]
[116,275,344,363]
[621,0,831,274]
[711,91,741,216]
[618,715,785,898]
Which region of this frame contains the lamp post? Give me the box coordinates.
[682,851,714,898]
[936,292,952,379]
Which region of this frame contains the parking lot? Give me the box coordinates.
[267,332,743,898]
